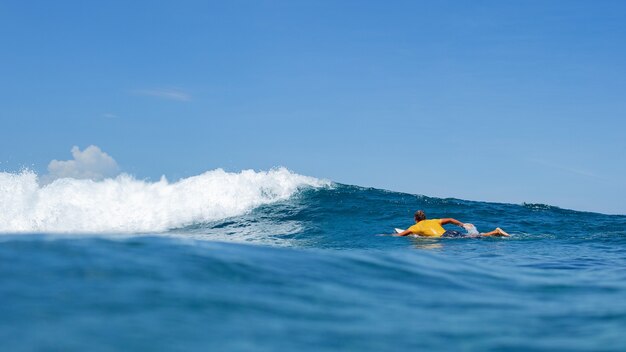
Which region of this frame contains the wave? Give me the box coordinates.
[0,168,330,234]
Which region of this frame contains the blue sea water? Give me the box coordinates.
[1,169,625,351]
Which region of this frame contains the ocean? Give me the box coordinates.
[1,168,625,351]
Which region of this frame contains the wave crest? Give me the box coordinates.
[0,168,329,234]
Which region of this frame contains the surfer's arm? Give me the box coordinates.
[394,229,413,237]
[440,218,465,228]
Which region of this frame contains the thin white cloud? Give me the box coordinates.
[527,158,605,180]
[46,145,120,182]
[132,87,191,102]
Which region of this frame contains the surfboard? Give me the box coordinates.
[394,228,405,234]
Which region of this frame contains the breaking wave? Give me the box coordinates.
[0,168,329,233]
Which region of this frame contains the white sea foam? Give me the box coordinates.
[0,168,329,234]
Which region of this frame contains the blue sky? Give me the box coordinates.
[1,1,625,214]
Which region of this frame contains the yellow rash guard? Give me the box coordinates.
[407,219,445,237]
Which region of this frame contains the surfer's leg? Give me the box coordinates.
[481,228,510,237]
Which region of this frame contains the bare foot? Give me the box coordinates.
[496,228,511,237]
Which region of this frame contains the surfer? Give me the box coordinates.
[395,210,510,237]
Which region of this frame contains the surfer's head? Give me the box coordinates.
[414,210,426,222]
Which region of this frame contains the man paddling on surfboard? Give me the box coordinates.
[395,210,510,237]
